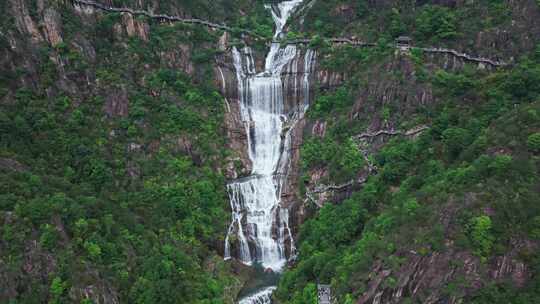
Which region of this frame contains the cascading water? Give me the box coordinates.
[238,287,276,304]
[223,1,315,302]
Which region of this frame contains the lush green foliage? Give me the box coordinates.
[467,216,495,259]
[277,44,540,303]
[301,137,364,183]
[309,87,352,118]
[106,0,265,24]
[0,3,244,302]
[528,133,540,152]
[296,0,513,52]
[415,5,458,41]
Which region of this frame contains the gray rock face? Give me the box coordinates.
[104,86,129,118]
[0,158,28,172]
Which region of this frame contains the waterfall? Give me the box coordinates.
[223,1,316,302]
[238,287,276,304]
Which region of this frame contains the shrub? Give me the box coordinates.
[86,159,112,190]
[403,198,421,217]
[295,283,318,304]
[337,139,365,180]
[531,216,540,239]
[378,140,416,184]
[254,24,273,39]
[84,241,102,260]
[308,35,324,48]
[310,87,351,118]
[50,277,66,300]
[488,155,513,175]
[468,216,494,259]
[527,133,540,152]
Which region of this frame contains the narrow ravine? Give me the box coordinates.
[223,1,315,303]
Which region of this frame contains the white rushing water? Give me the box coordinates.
[223,1,315,302]
[238,287,276,304]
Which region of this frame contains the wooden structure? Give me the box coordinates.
[318,284,331,304]
[395,36,413,48]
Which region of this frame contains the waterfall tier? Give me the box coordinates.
[238,287,276,304]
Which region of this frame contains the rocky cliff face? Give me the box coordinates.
[355,192,538,304]
[215,48,253,179]
[299,52,433,209]
[357,238,537,304]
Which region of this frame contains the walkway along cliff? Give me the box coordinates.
[72,0,509,68]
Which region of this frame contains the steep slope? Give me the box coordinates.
[0,0,272,303]
[275,1,540,303]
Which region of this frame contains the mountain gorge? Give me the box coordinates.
[1,0,539,303]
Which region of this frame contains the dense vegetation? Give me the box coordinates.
[1,0,539,303]
[292,0,519,57]
[0,1,257,303]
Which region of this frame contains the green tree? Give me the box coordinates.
[415,6,458,41]
[488,155,513,175]
[84,241,102,260]
[86,159,112,190]
[442,127,473,160]
[389,9,406,37]
[337,139,365,179]
[434,70,475,96]
[293,283,318,304]
[40,224,58,250]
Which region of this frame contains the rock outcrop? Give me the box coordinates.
[69,271,120,304]
[10,0,43,43]
[121,12,150,41]
[43,8,63,47]
[0,158,29,172]
[216,52,253,179]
